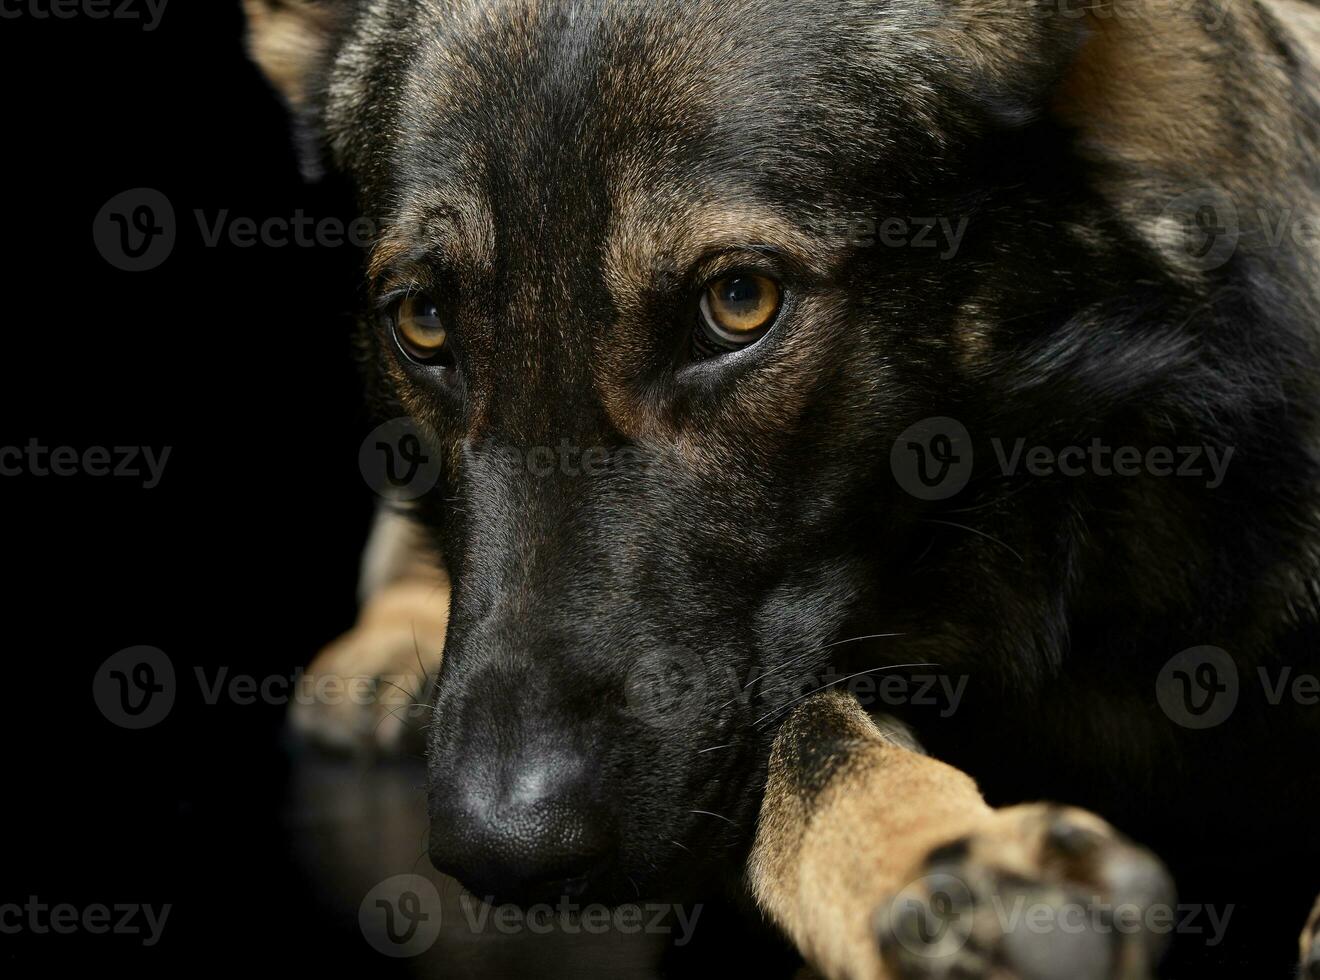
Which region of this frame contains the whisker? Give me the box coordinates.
[819,631,908,652]
[373,701,428,738]
[377,676,428,704]
[411,826,433,873]
[922,518,1024,563]
[411,622,442,704]
[689,809,739,829]
[941,480,1034,514]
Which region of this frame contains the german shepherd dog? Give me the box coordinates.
[245,0,1320,976]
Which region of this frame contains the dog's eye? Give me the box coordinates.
[698,274,781,348]
[393,294,451,364]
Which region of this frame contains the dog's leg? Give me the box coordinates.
[289,506,449,753]
[1303,894,1320,978]
[750,692,1173,980]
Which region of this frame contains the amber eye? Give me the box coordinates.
[698,274,782,347]
[393,294,450,363]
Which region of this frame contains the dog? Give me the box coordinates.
[245,0,1320,976]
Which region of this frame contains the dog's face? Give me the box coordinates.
[249,0,1136,903]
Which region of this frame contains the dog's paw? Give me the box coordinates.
[1302,894,1320,979]
[874,805,1173,980]
[289,579,448,754]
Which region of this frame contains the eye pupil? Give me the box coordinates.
[394,294,451,364]
[721,276,761,310]
[699,273,782,348]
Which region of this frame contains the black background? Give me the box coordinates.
[3,2,388,974]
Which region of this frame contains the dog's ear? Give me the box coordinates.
[903,0,1089,128]
[243,0,347,178]
[1049,0,1252,182]
[243,0,341,109]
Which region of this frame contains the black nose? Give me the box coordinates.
[429,754,614,904]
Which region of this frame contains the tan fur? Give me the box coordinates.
[242,0,338,108]
[356,505,440,602]
[750,694,993,980]
[1272,0,1320,49]
[1056,0,1320,276]
[750,693,1170,980]
[1303,892,1320,967]
[289,511,449,752]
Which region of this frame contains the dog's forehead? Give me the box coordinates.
[330,0,903,242]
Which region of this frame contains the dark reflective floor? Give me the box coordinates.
[283,747,798,979]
